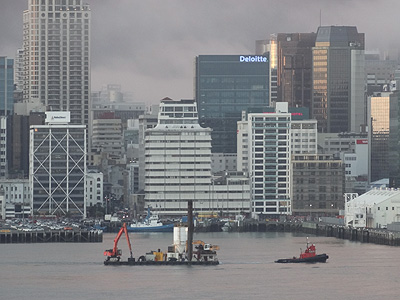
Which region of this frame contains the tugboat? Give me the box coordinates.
[275,238,329,263]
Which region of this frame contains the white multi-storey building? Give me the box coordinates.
[247,103,291,216]
[0,117,7,178]
[144,98,250,217]
[0,179,30,205]
[145,98,212,216]
[23,0,90,126]
[85,170,103,207]
[238,110,317,173]
[30,112,86,217]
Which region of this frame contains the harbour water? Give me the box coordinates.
[1,231,400,299]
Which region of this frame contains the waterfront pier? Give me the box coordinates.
[239,220,400,246]
[0,230,103,244]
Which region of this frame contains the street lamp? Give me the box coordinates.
[309,204,312,221]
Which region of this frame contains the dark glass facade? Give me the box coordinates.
[0,57,14,115]
[195,55,269,153]
[312,26,364,133]
[277,33,316,108]
[369,92,400,187]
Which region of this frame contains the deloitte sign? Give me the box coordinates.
[239,55,268,63]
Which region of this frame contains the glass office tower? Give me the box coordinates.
[312,26,365,133]
[0,57,14,116]
[368,92,400,187]
[195,55,269,154]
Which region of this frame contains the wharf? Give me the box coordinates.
[239,220,400,246]
[0,229,103,244]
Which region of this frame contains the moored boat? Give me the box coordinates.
[275,238,329,263]
[127,207,174,232]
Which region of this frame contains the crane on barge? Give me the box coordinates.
[103,223,133,262]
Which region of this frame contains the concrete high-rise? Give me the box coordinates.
[23,0,91,126]
[312,26,365,133]
[246,103,292,216]
[144,98,212,216]
[144,98,250,217]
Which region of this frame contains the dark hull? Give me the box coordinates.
[104,259,219,266]
[275,254,329,263]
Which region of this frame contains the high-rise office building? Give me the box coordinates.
[195,55,269,154]
[246,103,292,216]
[144,98,212,216]
[30,111,86,217]
[368,91,400,187]
[256,36,278,106]
[0,57,14,116]
[144,98,250,217]
[23,0,91,126]
[0,57,15,178]
[276,33,317,108]
[365,52,398,95]
[312,26,365,133]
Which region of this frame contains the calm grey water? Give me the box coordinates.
[1,231,399,300]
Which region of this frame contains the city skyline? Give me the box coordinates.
[1,0,400,105]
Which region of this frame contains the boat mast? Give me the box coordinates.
[187,200,193,262]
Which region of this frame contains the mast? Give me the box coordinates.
[187,200,193,262]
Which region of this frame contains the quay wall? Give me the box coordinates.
[239,221,400,246]
[0,230,103,244]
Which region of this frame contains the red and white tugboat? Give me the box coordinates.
[275,238,329,263]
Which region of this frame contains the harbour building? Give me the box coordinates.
[30,112,86,217]
[312,26,365,133]
[195,55,269,155]
[144,98,250,217]
[23,0,91,127]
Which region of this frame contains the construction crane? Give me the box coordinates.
[104,223,133,262]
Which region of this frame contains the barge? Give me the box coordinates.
[103,200,219,266]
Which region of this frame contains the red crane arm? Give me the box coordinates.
[123,224,133,258]
[104,223,133,258]
[112,224,127,255]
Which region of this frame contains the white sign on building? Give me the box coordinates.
[45,111,71,124]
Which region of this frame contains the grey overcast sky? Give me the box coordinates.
[1,0,400,105]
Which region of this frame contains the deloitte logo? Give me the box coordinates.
[239,55,268,63]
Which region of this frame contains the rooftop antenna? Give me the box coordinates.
[319,9,322,27]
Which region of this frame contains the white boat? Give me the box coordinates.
[127,207,174,232]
